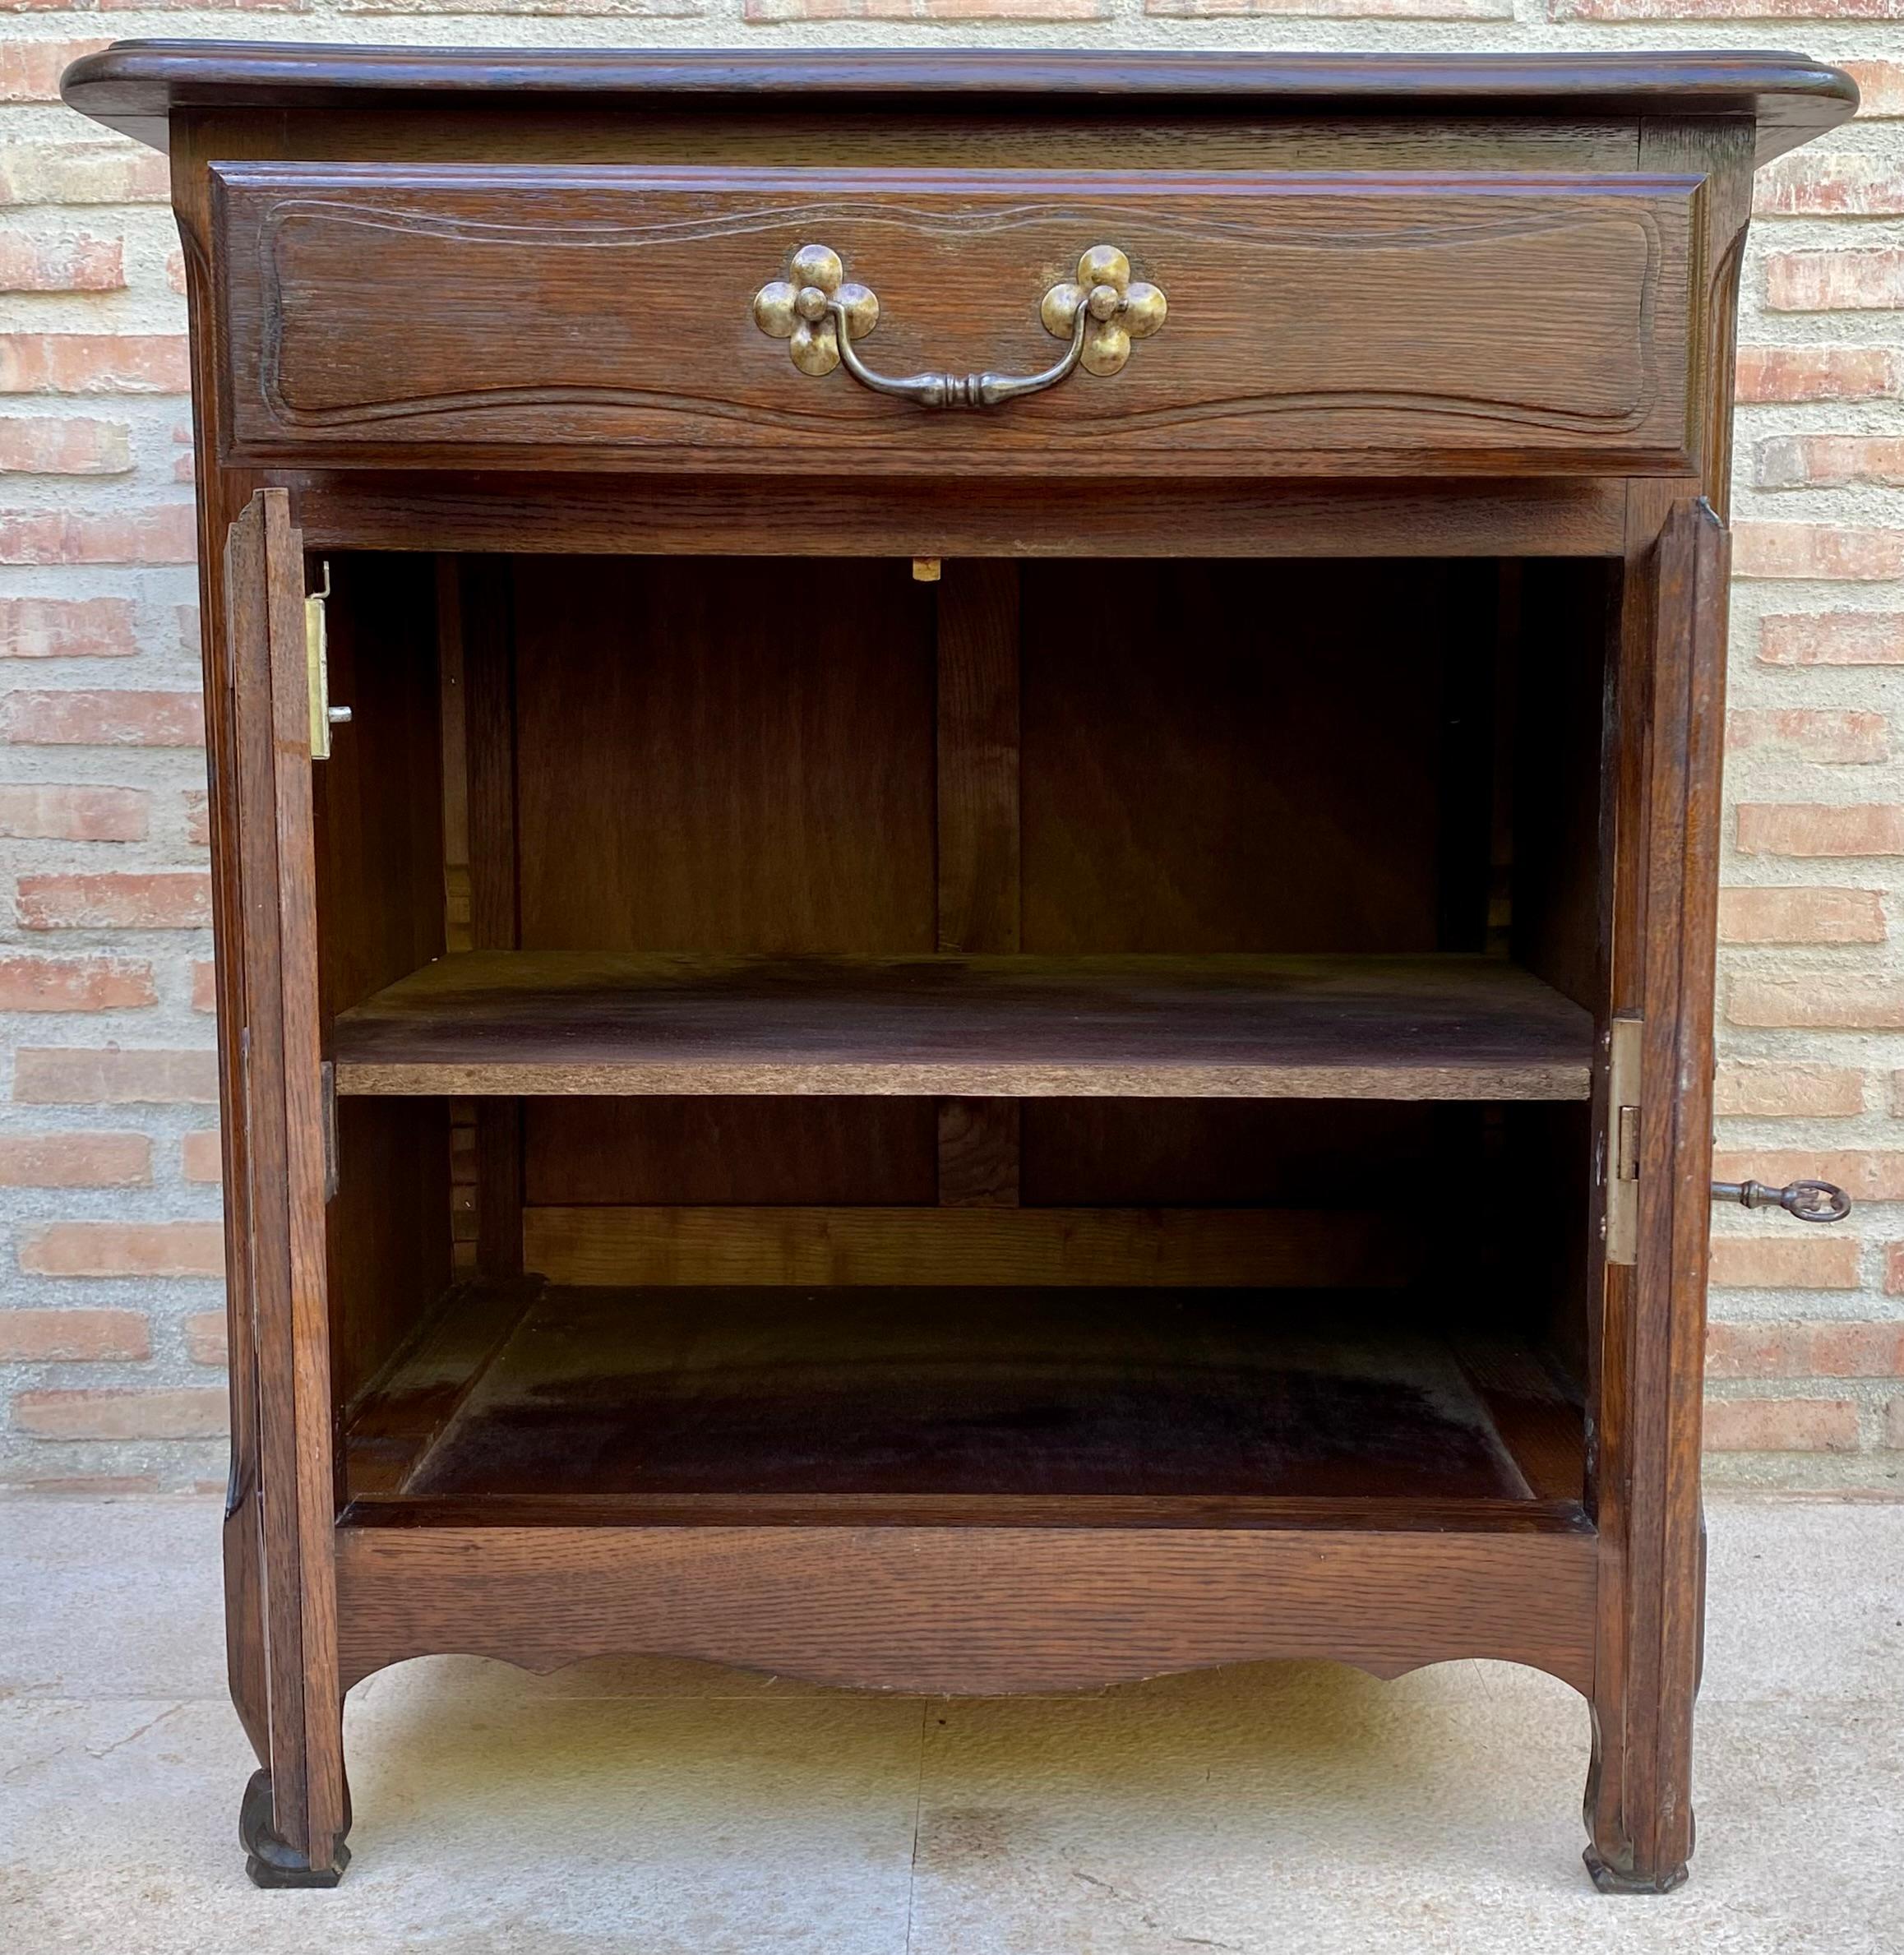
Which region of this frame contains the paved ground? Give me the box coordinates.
[2,1495,1901,1954]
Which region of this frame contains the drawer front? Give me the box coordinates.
[212,164,1698,477]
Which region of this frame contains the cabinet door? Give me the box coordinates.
[224,487,346,1867]
[1587,495,1726,1893]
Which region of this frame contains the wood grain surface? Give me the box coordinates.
[369,1283,1567,1502]
[332,950,1595,1098]
[213,164,1695,475]
[293,474,1630,561]
[333,1520,1599,1695]
[520,1204,1418,1290]
[224,488,349,1873]
[67,46,1854,164]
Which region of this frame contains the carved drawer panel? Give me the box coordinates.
[211,163,1698,477]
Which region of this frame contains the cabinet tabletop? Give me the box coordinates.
[65,43,1855,164]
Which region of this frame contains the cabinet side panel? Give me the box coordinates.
[314,555,452,1411]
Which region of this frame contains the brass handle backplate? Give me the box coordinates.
[752,243,1167,409]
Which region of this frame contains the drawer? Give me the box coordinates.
[211,163,1698,478]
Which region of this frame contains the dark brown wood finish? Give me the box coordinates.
[210,164,1698,477]
[64,45,1857,165]
[334,1523,1600,1697]
[293,474,1631,562]
[85,42,1851,1893]
[1584,495,1729,1896]
[223,488,348,1883]
[330,951,1595,1099]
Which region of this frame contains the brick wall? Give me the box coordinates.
[2,7,1900,1495]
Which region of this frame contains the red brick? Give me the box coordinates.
[0,39,110,104]
[18,1221,224,1279]
[0,783,147,840]
[1845,59,1904,116]
[12,1389,228,1442]
[1713,1061,1865,1117]
[0,954,154,1010]
[0,418,130,475]
[0,595,136,659]
[1730,977,1904,1029]
[16,871,212,929]
[175,604,199,656]
[1726,709,1887,763]
[1735,347,1902,403]
[0,1132,150,1187]
[41,1135,161,1213]
[1703,1398,1860,1453]
[12,1047,217,1104]
[2,689,202,746]
[1559,0,1898,12]
[165,248,185,295]
[1754,437,1904,490]
[183,790,210,848]
[189,959,215,1013]
[181,1128,222,1183]
[1712,1150,1904,1204]
[1148,0,1505,12]
[183,1310,227,1366]
[751,0,1102,13]
[1887,1397,1904,1449]
[1708,1320,1902,1375]
[0,335,189,394]
[0,508,196,566]
[1733,524,1904,581]
[1754,155,1904,217]
[0,1308,150,1362]
[1760,614,1904,667]
[0,235,123,293]
[1735,805,1904,858]
[1888,1243,1904,1295]
[0,140,167,206]
[1765,247,1904,311]
[1708,1237,1863,1292]
[1717,887,1885,944]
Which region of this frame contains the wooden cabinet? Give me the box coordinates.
[65,42,1858,1895]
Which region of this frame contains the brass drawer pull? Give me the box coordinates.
[1711,1178,1852,1222]
[752,243,1167,409]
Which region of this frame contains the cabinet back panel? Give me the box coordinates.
[525,1097,938,1208]
[1019,560,1455,954]
[512,556,938,1206]
[512,556,937,952]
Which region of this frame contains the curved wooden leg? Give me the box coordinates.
[240,1762,352,1889]
[224,1495,270,1768]
[1583,1699,1693,1893]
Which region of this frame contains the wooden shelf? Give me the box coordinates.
[330,951,1593,1100]
[345,1283,1586,1521]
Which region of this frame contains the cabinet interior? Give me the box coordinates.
[314,551,1614,1527]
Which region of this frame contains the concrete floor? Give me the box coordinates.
[2,1498,1901,1954]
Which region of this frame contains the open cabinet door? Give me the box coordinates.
[1586,495,1727,1895]
[224,488,349,1883]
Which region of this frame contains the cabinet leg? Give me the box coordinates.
[239,1764,353,1888]
[1581,1702,1693,1894]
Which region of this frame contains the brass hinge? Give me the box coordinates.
[1606,1014,1642,1266]
[305,562,349,760]
[321,1059,339,1203]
